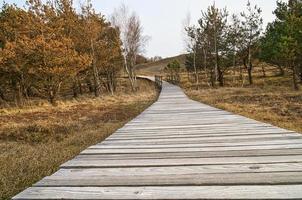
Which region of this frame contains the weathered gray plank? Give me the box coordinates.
[93,139,302,149]
[50,163,302,177]
[81,144,302,154]
[73,148,302,160]
[108,131,297,139]
[36,166,302,186]
[62,155,302,168]
[13,185,302,199]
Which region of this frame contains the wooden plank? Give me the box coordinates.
[13,185,302,199]
[112,128,296,135]
[50,162,302,177]
[123,122,270,127]
[94,139,302,149]
[109,130,297,138]
[73,148,302,160]
[108,132,298,140]
[62,155,302,168]
[104,135,301,145]
[101,137,302,146]
[117,124,275,131]
[81,144,302,154]
[36,166,302,186]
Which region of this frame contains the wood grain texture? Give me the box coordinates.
[13,186,302,199]
[13,78,302,199]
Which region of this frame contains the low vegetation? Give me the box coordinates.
[181,64,302,133]
[136,54,186,76]
[0,79,158,199]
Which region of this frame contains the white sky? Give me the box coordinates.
[4,0,286,58]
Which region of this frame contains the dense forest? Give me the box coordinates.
[0,0,148,106]
[184,0,302,90]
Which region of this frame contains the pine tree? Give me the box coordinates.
[198,4,228,86]
[260,0,301,89]
[240,1,263,85]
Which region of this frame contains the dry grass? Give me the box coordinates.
[0,79,158,200]
[136,54,187,76]
[181,64,302,133]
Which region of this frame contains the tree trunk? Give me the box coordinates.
[232,53,237,84]
[239,65,243,81]
[108,73,115,95]
[247,66,253,85]
[210,70,215,87]
[124,56,137,92]
[73,81,78,98]
[20,73,29,101]
[214,43,223,86]
[292,65,299,90]
[48,87,57,106]
[49,91,56,106]
[218,72,224,87]
[193,50,199,90]
[91,40,100,97]
[203,48,211,87]
[213,20,223,87]
[130,67,137,91]
[78,78,83,95]
[247,46,253,85]
[128,70,136,92]
[12,78,23,107]
[133,67,137,90]
[240,57,246,83]
[0,88,6,101]
[113,74,117,92]
[48,82,62,106]
[86,78,94,93]
[214,35,219,82]
[299,63,302,83]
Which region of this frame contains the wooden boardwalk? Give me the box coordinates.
[14,79,302,199]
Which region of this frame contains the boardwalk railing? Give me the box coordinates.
[155,75,163,88]
[166,74,180,85]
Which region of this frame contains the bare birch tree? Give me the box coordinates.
[183,13,200,90]
[185,26,200,90]
[111,4,148,91]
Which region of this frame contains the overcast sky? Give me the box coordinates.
[4,0,286,58]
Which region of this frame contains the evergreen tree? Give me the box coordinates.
[240,1,263,85]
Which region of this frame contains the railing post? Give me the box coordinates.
[154,75,163,89]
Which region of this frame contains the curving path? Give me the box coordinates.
[14,79,302,199]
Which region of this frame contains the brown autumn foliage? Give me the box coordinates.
[0,0,124,106]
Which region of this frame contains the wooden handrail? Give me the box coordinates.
[154,75,163,88]
[166,74,180,85]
